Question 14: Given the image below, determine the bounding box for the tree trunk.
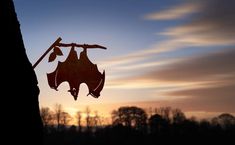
[2,0,43,144]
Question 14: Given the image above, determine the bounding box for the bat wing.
[78,50,105,98]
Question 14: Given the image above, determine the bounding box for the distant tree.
[76,111,82,132]
[189,116,197,122]
[40,107,53,127]
[60,111,72,127]
[155,107,172,122]
[145,107,153,118]
[85,106,91,130]
[87,111,101,130]
[149,114,168,134]
[172,108,186,124]
[112,106,147,130]
[211,117,219,126]
[111,110,119,124]
[94,110,100,128]
[54,104,63,130]
[200,119,211,132]
[101,117,110,125]
[212,113,235,129]
[99,116,107,126]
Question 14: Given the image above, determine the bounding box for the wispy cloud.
[102,0,235,73]
[111,48,235,87]
[107,48,235,112]
[144,2,200,20]
[99,39,186,69]
[160,0,235,46]
[97,0,235,113]
[148,49,235,82]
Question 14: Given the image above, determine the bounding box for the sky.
[14,0,235,121]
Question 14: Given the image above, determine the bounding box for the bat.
[47,47,105,100]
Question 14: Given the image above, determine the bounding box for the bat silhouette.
[47,47,105,100]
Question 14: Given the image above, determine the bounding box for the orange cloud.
[107,49,235,112]
[147,49,235,82]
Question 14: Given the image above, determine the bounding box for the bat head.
[68,88,79,100]
[89,91,100,98]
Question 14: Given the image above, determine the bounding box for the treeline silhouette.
[41,105,235,145]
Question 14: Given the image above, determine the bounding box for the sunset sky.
[14,0,235,122]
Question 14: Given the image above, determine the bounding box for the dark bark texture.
[1,0,43,144]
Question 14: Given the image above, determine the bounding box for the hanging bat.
[47,45,105,100]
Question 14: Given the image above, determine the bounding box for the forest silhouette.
[41,105,235,145]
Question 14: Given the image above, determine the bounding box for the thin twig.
[33,37,62,69]
[58,43,107,49]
